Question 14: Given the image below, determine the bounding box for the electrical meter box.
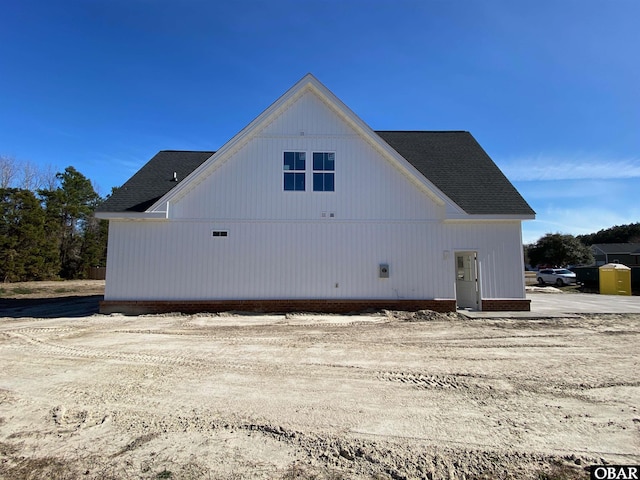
[379,264,389,278]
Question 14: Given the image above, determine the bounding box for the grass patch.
[10,287,37,295]
[537,461,585,480]
[0,456,79,480]
[280,463,346,480]
[0,280,104,299]
[0,445,212,480]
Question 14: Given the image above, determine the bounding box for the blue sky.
[1,0,638,244]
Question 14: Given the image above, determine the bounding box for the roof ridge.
[593,242,640,246]
[374,130,469,133]
[158,149,216,153]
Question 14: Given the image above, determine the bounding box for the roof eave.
[145,75,320,213]
[309,81,459,210]
[95,211,168,220]
[444,213,535,222]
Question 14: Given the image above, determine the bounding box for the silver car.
[537,268,577,287]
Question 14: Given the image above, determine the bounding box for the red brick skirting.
[481,299,531,311]
[100,299,458,315]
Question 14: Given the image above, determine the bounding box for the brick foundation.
[481,299,531,311]
[100,299,458,315]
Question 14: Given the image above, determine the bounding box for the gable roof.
[143,74,459,214]
[376,131,534,216]
[97,74,533,218]
[97,133,533,216]
[97,150,214,213]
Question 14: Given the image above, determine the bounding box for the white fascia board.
[147,73,464,215]
[146,74,317,213]
[306,79,462,212]
[95,211,168,220]
[444,214,535,222]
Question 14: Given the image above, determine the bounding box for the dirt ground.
[0,282,638,479]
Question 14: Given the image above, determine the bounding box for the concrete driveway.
[461,292,640,318]
[528,292,640,314]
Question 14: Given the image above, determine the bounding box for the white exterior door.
[455,252,479,310]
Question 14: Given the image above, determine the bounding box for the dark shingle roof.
[97,151,214,212]
[376,131,534,215]
[98,132,534,216]
[592,243,640,255]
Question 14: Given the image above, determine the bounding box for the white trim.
[107,218,447,225]
[518,225,526,296]
[146,74,464,216]
[282,150,307,192]
[95,211,167,220]
[305,77,460,211]
[444,214,534,222]
[96,213,533,223]
[311,151,335,192]
[147,76,315,213]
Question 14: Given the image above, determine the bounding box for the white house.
[96,74,535,314]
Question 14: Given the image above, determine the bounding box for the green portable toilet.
[599,263,631,296]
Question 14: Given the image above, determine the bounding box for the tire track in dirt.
[2,330,240,370]
[9,322,633,405]
[3,327,334,379]
[376,371,472,390]
[5,326,513,400]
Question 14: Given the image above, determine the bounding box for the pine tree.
[39,167,101,279]
[0,188,57,281]
[78,215,109,278]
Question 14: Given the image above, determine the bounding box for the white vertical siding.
[105,88,527,304]
[170,90,442,222]
[105,220,525,301]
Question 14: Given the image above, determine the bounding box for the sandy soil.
[0,286,638,479]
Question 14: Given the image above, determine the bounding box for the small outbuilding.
[96,74,535,314]
[599,263,632,296]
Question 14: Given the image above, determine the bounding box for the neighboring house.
[96,74,535,314]
[591,243,640,266]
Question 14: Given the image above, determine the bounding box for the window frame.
[283,151,306,191]
[312,151,335,192]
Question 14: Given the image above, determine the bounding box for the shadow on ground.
[0,295,102,319]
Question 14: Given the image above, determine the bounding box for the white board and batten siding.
[169,91,442,222]
[105,220,524,301]
[104,89,526,302]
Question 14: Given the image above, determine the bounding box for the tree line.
[525,222,640,268]
[577,223,640,245]
[1,155,107,282]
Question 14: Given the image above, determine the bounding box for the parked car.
[537,268,577,287]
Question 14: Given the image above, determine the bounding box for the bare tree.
[20,161,40,190]
[91,179,103,199]
[39,163,60,191]
[0,155,18,188]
